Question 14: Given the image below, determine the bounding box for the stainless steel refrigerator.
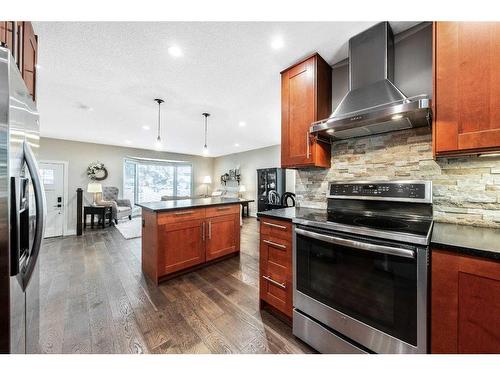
[0,46,46,353]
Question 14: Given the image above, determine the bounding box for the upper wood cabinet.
[21,21,38,100]
[0,21,37,101]
[431,249,500,353]
[434,22,500,156]
[281,53,332,168]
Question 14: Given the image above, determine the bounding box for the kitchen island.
[137,197,250,285]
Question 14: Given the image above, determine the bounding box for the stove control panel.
[328,181,431,202]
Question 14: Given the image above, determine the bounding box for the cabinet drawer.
[206,204,240,218]
[157,208,205,224]
[260,237,290,269]
[260,218,292,241]
[260,264,292,317]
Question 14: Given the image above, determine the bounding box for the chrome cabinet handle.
[208,220,212,240]
[262,275,286,289]
[263,221,287,230]
[174,210,194,216]
[202,222,205,241]
[306,132,310,159]
[295,228,415,259]
[263,239,286,249]
[216,207,231,211]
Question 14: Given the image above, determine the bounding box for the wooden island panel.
[141,204,241,285]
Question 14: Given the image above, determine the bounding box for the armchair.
[99,186,133,224]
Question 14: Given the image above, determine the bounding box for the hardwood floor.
[39,217,314,354]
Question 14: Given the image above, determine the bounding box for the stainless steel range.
[292,180,432,354]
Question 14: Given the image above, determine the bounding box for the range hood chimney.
[310,22,431,140]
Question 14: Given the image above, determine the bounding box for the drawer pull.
[263,275,286,289]
[174,210,195,216]
[216,206,231,211]
[263,239,286,249]
[263,221,287,230]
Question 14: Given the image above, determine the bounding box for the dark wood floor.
[39,217,313,354]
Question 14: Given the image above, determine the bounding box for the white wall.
[39,137,214,234]
[213,145,295,216]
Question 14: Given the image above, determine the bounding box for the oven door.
[293,225,428,354]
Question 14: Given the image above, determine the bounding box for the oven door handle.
[295,228,415,259]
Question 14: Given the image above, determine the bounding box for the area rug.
[115,217,142,239]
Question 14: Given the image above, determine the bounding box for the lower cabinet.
[259,217,293,320]
[142,204,241,284]
[206,214,240,261]
[431,249,500,353]
[159,219,205,275]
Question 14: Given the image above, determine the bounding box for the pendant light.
[202,112,210,156]
[154,98,164,149]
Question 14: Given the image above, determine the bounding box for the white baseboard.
[64,229,77,236]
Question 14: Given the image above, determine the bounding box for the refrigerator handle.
[9,177,20,276]
[22,141,46,290]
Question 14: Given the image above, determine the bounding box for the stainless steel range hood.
[310,22,431,140]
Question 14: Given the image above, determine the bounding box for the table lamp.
[87,182,102,206]
[239,184,246,198]
[202,175,212,197]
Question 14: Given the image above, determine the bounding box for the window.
[123,158,193,205]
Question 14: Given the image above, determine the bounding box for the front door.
[39,162,64,238]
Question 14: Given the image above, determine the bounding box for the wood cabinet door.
[435,22,500,155]
[1,22,16,58]
[431,250,500,353]
[281,54,332,168]
[21,21,37,100]
[281,57,316,167]
[158,219,205,276]
[205,214,239,261]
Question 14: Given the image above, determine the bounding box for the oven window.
[296,231,418,345]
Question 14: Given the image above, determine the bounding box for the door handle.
[208,220,212,240]
[262,275,286,289]
[22,141,47,290]
[262,221,287,230]
[262,239,287,249]
[10,177,20,276]
[295,227,415,259]
[202,222,205,241]
[306,131,310,159]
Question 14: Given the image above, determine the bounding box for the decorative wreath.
[87,161,108,181]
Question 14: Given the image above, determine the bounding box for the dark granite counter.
[256,207,297,222]
[256,207,328,222]
[137,197,252,213]
[257,208,500,261]
[430,222,500,261]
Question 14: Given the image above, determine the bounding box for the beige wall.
[39,137,214,234]
[213,145,295,215]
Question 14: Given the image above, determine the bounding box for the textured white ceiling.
[34,21,418,157]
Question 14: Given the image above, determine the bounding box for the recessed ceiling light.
[142,125,150,130]
[234,143,240,147]
[168,45,183,57]
[238,121,246,127]
[271,36,284,50]
[125,140,132,145]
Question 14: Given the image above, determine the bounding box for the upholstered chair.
[99,186,133,224]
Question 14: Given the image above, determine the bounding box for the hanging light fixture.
[154,98,164,149]
[202,112,210,156]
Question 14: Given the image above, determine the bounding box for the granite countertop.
[137,197,252,212]
[257,207,500,261]
[430,222,500,260]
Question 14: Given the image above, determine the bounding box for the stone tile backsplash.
[295,127,500,228]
